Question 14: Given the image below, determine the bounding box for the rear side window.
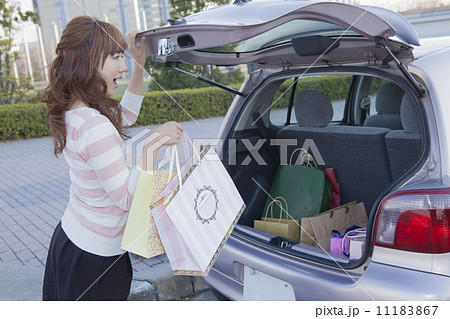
[269,74,352,124]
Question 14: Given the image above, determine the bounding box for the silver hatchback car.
[140,0,450,300]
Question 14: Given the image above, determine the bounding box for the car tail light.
[374,188,450,254]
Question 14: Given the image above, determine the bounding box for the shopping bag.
[330,225,362,257]
[121,169,175,258]
[254,197,299,241]
[263,148,332,224]
[152,138,246,276]
[300,201,367,251]
[121,132,177,258]
[348,228,367,259]
[330,226,367,258]
[322,168,340,209]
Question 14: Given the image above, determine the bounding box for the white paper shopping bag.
[152,140,246,276]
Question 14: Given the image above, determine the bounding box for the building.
[32,0,170,63]
[403,7,450,38]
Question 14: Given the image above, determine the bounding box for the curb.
[0,262,44,301]
[128,262,213,301]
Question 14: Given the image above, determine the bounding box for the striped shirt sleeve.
[79,115,139,212]
[121,89,144,127]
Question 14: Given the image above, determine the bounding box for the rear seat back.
[277,90,392,210]
[385,94,423,179]
[364,82,404,130]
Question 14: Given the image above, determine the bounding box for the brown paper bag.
[300,201,367,251]
[254,197,299,241]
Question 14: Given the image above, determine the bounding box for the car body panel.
[204,231,450,300]
[372,245,450,277]
[138,0,419,66]
[363,5,420,45]
[168,39,412,69]
[408,46,450,186]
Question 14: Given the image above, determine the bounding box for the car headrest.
[376,82,405,115]
[295,90,333,127]
[400,94,421,133]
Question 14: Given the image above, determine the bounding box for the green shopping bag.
[263,148,332,225]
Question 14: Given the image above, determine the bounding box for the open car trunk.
[220,67,425,265]
[139,0,427,269]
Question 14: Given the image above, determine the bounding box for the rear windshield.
[200,19,361,54]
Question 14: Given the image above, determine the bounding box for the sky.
[14,0,35,44]
[17,0,32,11]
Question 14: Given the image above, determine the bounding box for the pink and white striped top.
[61,90,144,256]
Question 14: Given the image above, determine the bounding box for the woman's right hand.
[126,31,147,67]
[137,122,183,171]
[154,121,184,146]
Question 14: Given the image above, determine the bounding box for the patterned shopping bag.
[121,170,174,258]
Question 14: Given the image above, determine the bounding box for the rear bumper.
[204,233,450,301]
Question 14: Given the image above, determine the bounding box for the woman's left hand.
[126,31,147,66]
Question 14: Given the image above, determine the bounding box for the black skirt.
[42,222,133,301]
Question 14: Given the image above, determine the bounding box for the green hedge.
[1,75,378,141]
[272,75,353,109]
[129,87,235,127]
[0,87,235,141]
[0,103,49,140]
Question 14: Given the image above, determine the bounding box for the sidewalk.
[0,116,226,301]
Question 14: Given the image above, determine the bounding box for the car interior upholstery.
[277,89,393,210]
[230,76,424,245]
[385,94,423,180]
[363,82,405,130]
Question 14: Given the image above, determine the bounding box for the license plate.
[243,265,296,300]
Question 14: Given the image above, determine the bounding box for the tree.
[0,0,38,105]
[146,0,245,92]
[169,0,229,20]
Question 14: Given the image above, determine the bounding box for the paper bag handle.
[342,227,366,257]
[329,206,349,219]
[289,148,318,168]
[156,146,171,170]
[168,145,183,189]
[181,130,200,162]
[264,196,289,222]
[158,130,198,171]
[168,131,201,188]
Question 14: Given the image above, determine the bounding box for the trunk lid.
[138,0,420,68]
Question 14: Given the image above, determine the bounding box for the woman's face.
[99,52,127,97]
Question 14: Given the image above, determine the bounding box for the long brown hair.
[42,16,129,156]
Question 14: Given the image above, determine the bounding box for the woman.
[42,16,183,300]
